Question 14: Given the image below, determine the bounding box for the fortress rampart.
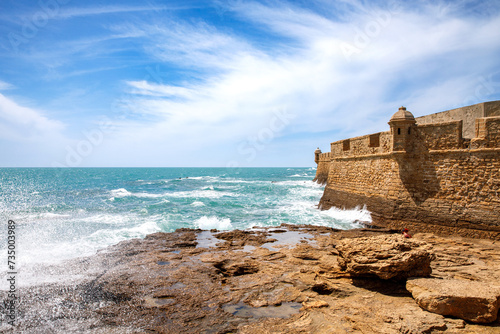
[314,101,500,239]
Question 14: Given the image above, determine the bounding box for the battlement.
[415,100,500,139]
[315,101,500,162]
[314,101,500,239]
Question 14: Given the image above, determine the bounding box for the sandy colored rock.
[407,278,500,323]
[336,234,434,279]
[2,226,500,333]
[301,300,329,310]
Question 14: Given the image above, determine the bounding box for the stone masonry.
[314,101,500,239]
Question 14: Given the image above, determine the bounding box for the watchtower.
[388,106,416,152]
[314,147,322,164]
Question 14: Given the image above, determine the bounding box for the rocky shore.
[1,225,500,333]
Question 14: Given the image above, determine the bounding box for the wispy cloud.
[0,93,65,141]
[92,0,500,166]
[1,0,499,166]
[14,4,192,21]
[0,80,14,90]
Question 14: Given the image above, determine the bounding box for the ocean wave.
[109,188,167,199]
[82,213,138,226]
[4,219,163,277]
[89,220,161,243]
[218,178,266,184]
[191,201,205,207]
[135,179,170,185]
[195,216,232,230]
[178,176,220,181]
[287,186,324,198]
[322,205,372,224]
[110,188,132,197]
[273,180,323,188]
[165,189,240,199]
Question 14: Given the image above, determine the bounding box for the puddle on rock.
[223,302,302,319]
[144,296,176,307]
[235,245,256,253]
[196,231,221,248]
[169,282,186,289]
[262,230,317,251]
[157,261,170,265]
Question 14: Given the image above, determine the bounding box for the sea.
[0,167,371,288]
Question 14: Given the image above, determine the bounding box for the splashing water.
[0,167,371,287]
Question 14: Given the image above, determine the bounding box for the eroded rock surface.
[1,226,500,333]
[407,278,500,323]
[336,234,434,279]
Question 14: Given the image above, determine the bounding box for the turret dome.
[314,147,322,154]
[390,106,415,122]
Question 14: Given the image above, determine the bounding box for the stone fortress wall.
[314,101,500,239]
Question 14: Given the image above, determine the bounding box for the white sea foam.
[149,199,170,206]
[41,212,71,218]
[135,193,165,198]
[166,189,239,199]
[110,188,133,197]
[272,180,321,187]
[219,178,265,184]
[179,176,220,181]
[0,219,162,289]
[322,205,372,225]
[83,213,133,226]
[195,216,232,230]
[110,188,166,199]
[87,220,161,247]
[191,201,205,207]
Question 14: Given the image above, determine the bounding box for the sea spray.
[0,167,371,288]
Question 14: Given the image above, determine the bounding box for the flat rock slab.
[336,234,433,279]
[407,278,500,323]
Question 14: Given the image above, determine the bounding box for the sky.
[0,0,499,167]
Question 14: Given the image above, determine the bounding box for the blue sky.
[0,0,499,167]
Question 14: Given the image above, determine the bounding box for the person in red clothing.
[402,228,412,238]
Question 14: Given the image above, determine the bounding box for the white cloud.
[0,93,65,142]
[94,1,500,166]
[0,80,14,90]
[2,1,500,167]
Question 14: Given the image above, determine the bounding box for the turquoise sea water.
[0,167,370,284]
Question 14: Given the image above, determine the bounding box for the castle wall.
[330,132,392,157]
[313,153,331,185]
[413,120,463,150]
[415,101,500,139]
[484,116,500,146]
[319,148,500,238]
[315,103,500,239]
[484,101,500,117]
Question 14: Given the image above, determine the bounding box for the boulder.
[336,234,433,279]
[406,278,500,323]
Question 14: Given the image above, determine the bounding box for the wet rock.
[406,278,500,323]
[336,234,434,279]
[5,227,500,333]
[215,229,276,248]
[213,259,259,277]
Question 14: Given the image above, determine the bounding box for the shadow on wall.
[395,132,440,206]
